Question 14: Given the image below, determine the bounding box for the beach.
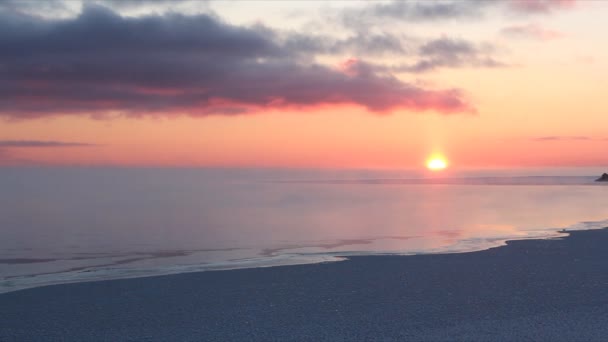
[2,0,608,340]
[2,228,608,341]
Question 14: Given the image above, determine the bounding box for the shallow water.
[1,167,607,293]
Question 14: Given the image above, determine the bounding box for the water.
[1,167,607,293]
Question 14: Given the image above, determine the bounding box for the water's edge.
[2,219,607,296]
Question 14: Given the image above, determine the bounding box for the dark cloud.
[0,139,94,165]
[0,139,94,166]
[281,31,407,57]
[93,0,204,10]
[0,5,475,119]
[0,0,205,17]
[392,38,506,73]
[338,0,577,28]
[336,1,486,33]
[369,1,484,20]
[0,0,78,19]
[500,24,563,40]
[533,136,591,141]
[341,1,485,27]
[330,33,407,56]
[0,140,96,147]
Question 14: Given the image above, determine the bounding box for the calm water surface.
[1,167,607,293]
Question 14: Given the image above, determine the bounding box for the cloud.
[392,37,506,73]
[0,140,96,147]
[532,136,591,141]
[0,0,210,19]
[340,1,486,27]
[329,33,407,56]
[0,139,95,165]
[1,0,579,23]
[508,0,576,14]
[0,5,475,119]
[281,31,408,57]
[0,0,75,18]
[336,1,488,31]
[366,1,484,20]
[338,0,576,28]
[501,24,564,40]
[94,0,206,11]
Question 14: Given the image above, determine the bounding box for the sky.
[0,0,606,169]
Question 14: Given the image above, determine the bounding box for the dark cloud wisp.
[0,140,96,147]
[500,24,563,40]
[0,5,475,119]
[393,38,506,73]
[337,0,577,29]
[508,0,576,14]
[340,0,486,27]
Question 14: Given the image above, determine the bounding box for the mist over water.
[1,167,607,293]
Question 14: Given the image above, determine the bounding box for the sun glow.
[426,156,448,171]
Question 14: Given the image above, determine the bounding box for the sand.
[2,228,608,341]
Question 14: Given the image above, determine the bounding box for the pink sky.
[0,0,606,169]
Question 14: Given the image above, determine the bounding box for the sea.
[1,167,607,293]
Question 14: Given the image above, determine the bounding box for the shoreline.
[3,227,608,341]
[0,224,595,296]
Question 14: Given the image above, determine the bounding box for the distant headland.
[596,173,608,182]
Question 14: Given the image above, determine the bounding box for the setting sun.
[426,156,448,171]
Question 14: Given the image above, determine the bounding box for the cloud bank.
[0,5,476,119]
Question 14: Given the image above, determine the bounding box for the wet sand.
[2,228,608,341]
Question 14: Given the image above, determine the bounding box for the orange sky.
[1,0,607,169]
